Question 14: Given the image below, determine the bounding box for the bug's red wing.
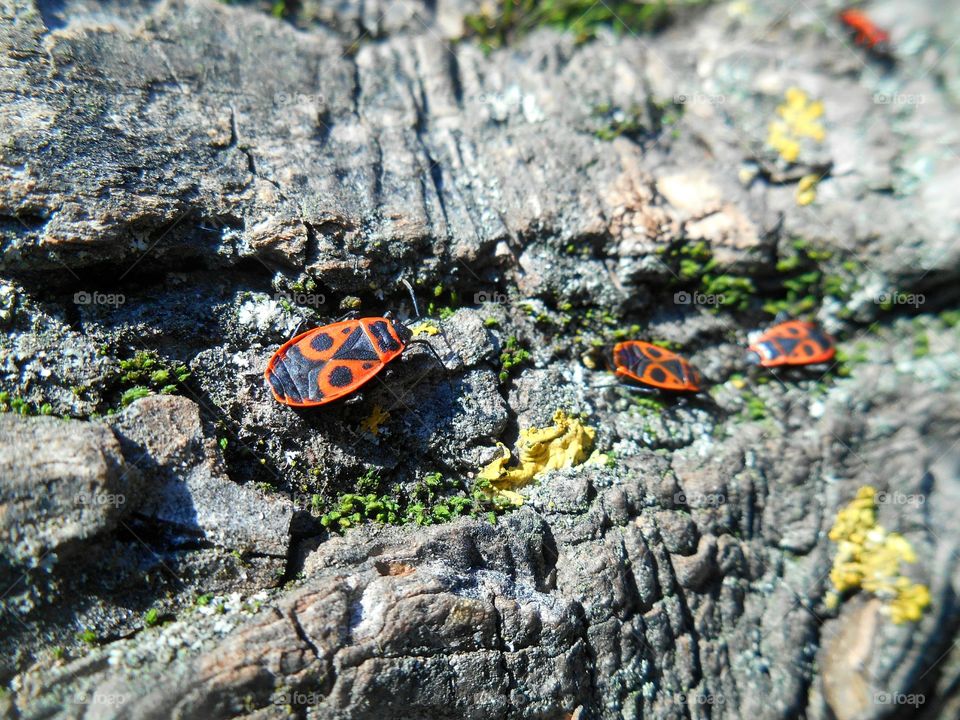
[613,341,701,392]
[265,319,399,407]
[749,321,835,367]
[839,9,889,48]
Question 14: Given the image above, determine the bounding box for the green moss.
[913,330,930,358]
[464,0,692,50]
[499,335,532,382]
[355,468,381,493]
[109,350,191,411]
[940,309,960,328]
[317,470,508,533]
[77,629,98,646]
[701,274,756,311]
[483,317,499,328]
[592,104,651,142]
[741,391,767,421]
[0,391,57,416]
[426,286,459,320]
[633,395,666,413]
[120,386,152,407]
[143,609,160,627]
[762,240,857,317]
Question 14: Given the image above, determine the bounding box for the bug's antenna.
[401,279,420,320]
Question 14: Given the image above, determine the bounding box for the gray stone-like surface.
[0,414,132,567]
[1,0,959,718]
[111,395,293,557]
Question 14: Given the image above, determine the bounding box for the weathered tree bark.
[1,0,959,718]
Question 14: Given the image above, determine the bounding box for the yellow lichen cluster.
[767,87,825,164]
[411,322,440,337]
[360,404,391,436]
[796,173,820,206]
[827,486,931,624]
[477,410,603,505]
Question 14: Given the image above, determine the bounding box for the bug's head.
[385,311,414,346]
[744,344,767,365]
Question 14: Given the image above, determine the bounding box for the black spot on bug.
[802,343,815,356]
[328,365,354,388]
[661,360,685,381]
[369,321,401,353]
[649,367,668,384]
[646,346,663,359]
[362,362,374,370]
[311,332,334,352]
[807,327,831,349]
[342,327,352,334]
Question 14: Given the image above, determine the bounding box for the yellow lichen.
[796,173,820,206]
[477,410,597,504]
[827,486,931,624]
[767,87,825,164]
[360,404,390,436]
[412,322,440,337]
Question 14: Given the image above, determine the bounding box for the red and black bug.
[265,282,448,407]
[265,315,413,407]
[747,319,835,368]
[612,341,702,392]
[839,8,890,51]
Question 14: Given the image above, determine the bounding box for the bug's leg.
[625,385,659,396]
[286,320,308,342]
[325,309,360,324]
[405,339,456,371]
[344,392,364,406]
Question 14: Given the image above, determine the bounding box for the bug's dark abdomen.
[615,344,646,371]
[268,346,325,403]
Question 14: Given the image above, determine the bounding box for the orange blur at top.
[839,8,890,49]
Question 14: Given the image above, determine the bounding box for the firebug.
[612,341,703,392]
[747,319,835,368]
[839,8,890,51]
[265,283,447,407]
